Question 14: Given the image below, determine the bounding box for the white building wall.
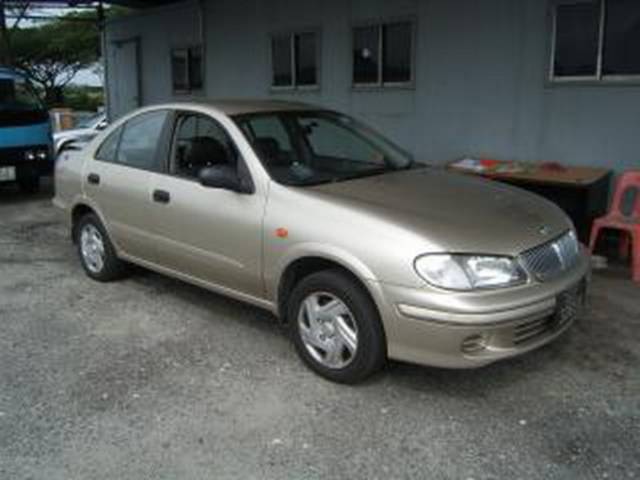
[105,0,640,172]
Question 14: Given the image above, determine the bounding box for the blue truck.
[0,66,53,193]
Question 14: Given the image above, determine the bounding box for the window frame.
[165,110,254,190]
[549,0,640,84]
[232,110,414,187]
[269,29,321,92]
[171,45,205,95]
[94,125,124,164]
[351,18,417,90]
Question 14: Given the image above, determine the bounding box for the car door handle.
[153,189,171,204]
[87,173,100,185]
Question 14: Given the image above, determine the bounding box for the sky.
[71,68,103,87]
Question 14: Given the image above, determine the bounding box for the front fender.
[267,241,379,304]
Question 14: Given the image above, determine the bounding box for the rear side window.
[117,110,169,170]
[95,126,122,162]
[94,111,169,170]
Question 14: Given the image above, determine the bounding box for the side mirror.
[199,165,253,193]
[96,120,108,131]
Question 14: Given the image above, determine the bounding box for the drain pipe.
[197,0,205,46]
[97,1,110,120]
[197,0,206,95]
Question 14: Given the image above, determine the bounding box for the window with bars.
[352,21,414,87]
[551,0,640,81]
[171,46,204,93]
[271,31,318,89]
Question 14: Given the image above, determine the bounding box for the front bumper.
[0,146,53,178]
[369,250,590,368]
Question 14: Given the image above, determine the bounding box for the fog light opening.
[461,334,488,354]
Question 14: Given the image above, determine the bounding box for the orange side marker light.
[275,228,289,239]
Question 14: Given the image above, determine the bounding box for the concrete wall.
[105,0,640,171]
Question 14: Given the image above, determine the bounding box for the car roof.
[208,99,320,115]
[151,99,321,116]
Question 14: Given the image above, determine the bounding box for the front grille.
[513,316,555,345]
[514,279,584,345]
[513,305,575,345]
[519,231,580,281]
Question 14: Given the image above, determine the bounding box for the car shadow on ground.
[126,264,585,393]
[131,266,282,336]
[0,177,54,205]
[136,263,638,402]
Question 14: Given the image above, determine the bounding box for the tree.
[10,11,100,105]
[1,1,35,64]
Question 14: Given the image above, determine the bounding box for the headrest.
[253,137,280,157]
[189,136,228,165]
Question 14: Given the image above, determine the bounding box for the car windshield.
[234,110,414,186]
[0,76,43,112]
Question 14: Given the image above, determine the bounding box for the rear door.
[149,111,265,298]
[84,109,171,261]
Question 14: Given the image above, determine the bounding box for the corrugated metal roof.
[104,0,184,7]
[13,0,183,8]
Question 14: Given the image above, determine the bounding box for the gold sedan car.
[54,100,589,383]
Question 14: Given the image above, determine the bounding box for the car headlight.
[414,254,527,291]
[24,149,48,161]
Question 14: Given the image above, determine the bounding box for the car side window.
[240,115,300,168]
[171,113,238,179]
[117,110,169,170]
[94,126,122,162]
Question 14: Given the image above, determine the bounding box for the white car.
[53,113,108,157]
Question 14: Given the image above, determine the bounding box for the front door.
[150,112,265,298]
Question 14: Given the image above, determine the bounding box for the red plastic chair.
[588,170,640,282]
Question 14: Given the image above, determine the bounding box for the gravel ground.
[0,181,638,480]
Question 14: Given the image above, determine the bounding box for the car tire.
[17,174,40,194]
[75,213,127,282]
[287,269,386,384]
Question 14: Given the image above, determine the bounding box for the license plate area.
[0,166,16,182]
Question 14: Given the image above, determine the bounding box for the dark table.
[449,162,612,243]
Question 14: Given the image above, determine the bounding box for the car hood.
[310,167,572,256]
